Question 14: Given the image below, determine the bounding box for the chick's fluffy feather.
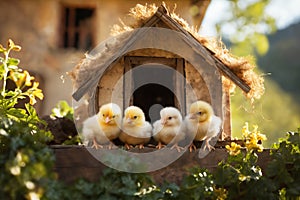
[119,106,152,148]
[82,103,121,148]
[153,107,185,148]
[185,101,222,151]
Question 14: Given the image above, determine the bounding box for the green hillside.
[230,22,300,147]
[258,21,300,103]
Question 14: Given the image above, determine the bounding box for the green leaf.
[0,44,6,52]
[7,57,20,66]
[51,100,74,120]
[254,33,269,55]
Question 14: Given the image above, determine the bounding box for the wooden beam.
[175,58,186,115]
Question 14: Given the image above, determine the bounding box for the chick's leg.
[156,141,165,149]
[203,139,215,151]
[189,142,197,152]
[124,143,133,150]
[91,138,103,149]
[107,141,117,150]
[137,144,145,149]
[170,143,185,152]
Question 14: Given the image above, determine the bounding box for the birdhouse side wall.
[185,61,211,110]
[97,60,124,111]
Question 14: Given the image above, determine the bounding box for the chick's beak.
[161,118,167,125]
[126,118,132,124]
[189,114,197,120]
[105,117,111,124]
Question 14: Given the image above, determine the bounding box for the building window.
[61,6,95,50]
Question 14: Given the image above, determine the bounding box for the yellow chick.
[119,106,152,149]
[185,100,222,152]
[153,107,185,152]
[82,103,122,149]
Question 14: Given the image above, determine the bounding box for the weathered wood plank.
[51,144,271,184]
[123,57,133,108]
[222,87,232,139]
[175,58,186,115]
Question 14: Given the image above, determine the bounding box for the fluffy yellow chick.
[82,103,122,149]
[185,100,222,152]
[119,106,152,149]
[153,107,185,152]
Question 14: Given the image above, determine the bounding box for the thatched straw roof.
[70,3,264,102]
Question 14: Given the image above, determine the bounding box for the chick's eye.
[112,115,115,118]
[102,114,105,117]
[197,112,202,115]
[133,116,138,119]
[168,117,172,120]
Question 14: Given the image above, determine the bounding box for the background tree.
[213,0,300,146]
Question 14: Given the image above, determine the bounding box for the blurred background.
[0,0,299,146]
[200,0,300,146]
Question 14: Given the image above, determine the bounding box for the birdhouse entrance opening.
[132,64,175,123]
[124,56,186,122]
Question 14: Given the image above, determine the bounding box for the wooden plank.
[123,57,133,109]
[222,87,232,139]
[175,58,186,115]
[126,56,177,66]
[215,61,251,93]
[51,145,271,184]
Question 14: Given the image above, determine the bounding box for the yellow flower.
[226,142,242,156]
[27,82,44,105]
[242,122,250,138]
[24,71,34,86]
[8,39,21,51]
[245,132,266,152]
[10,70,34,88]
[241,123,267,152]
[257,133,267,141]
[214,186,228,200]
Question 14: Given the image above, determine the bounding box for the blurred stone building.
[0,0,210,115]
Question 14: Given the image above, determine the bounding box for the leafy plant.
[267,131,300,198]
[50,100,74,121]
[0,39,55,199]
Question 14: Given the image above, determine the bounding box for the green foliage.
[43,131,299,200]
[258,22,300,104]
[231,78,300,147]
[215,0,300,147]
[51,100,74,121]
[267,132,300,198]
[215,0,276,57]
[178,168,217,200]
[43,168,156,200]
[0,117,55,199]
[215,150,276,199]
[0,39,56,199]
[0,39,44,116]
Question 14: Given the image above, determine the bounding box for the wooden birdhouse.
[70,4,264,140]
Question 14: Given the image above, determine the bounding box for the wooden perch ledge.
[51,143,271,184]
